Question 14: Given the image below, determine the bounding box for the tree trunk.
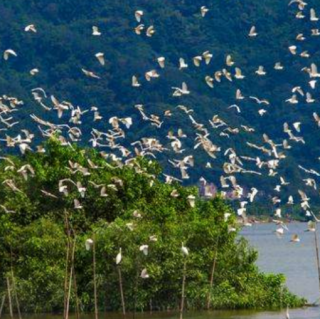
[66,238,76,319]
[117,266,126,315]
[206,239,219,310]
[179,260,187,319]
[64,213,71,319]
[93,234,98,319]
[0,295,6,318]
[6,277,13,319]
[314,225,320,299]
[73,265,81,319]
[10,270,21,319]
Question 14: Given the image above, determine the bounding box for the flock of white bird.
[1,1,320,258]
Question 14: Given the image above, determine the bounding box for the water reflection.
[6,308,320,319]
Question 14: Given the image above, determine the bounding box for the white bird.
[300,51,310,58]
[249,96,270,105]
[228,104,241,113]
[0,205,16,214]
[200,6,209,17]
[157,57,165,68]
[312,29,320,36]
[296,11,305,19]
[25,24,37,33]
[275,227,284,236]
[146,26,155,37]
[236,89,244,100]
[280,177,289,185]
[275,208,282,218]
[310,8,319,21]
[85,238,94,251]
[286,94,298,104]
[116,248,122,265]
[4,49,17,60]
[149,235,158,242]
[135,24,145,35]
[248,188,258,202]
[132,76,141,87]
[274,62,284,70]
[92,26,101,36]
[296,33,305,41]
[193,56,202,67]
[74,199,83,209]
[187,195,196,208]
[309,80,317,89]
[139,245,149,256]
[248,26,257,37]
[30,68,39,76]
[286,305,290,319]
[258,109,267,116]
[179,58,188,70]
[306,92,315,103]
[135,10,144,22]
[205,76,214,88]
[313,112,320,127]
[226,55,234,66]
[235,68,245,79]
[255,66,266,76]
[202,51,213,64]
[81,69,100,79]
[306,221,316,232]
[288,45,297,55]
[293,122,301,132]
[140,268,149,279]
[290,234,300,242]
[95,53,105,66]
[181,243,189,256]
[287,196,294,205]
[310,63,320,78]
[172,82,190,95]
[145,70,160,81]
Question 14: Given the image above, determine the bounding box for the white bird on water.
[286,305,290,319]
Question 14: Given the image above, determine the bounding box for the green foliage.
[0,140,305,313]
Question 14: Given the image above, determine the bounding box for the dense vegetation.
[0,139,305,313]
[0,0,320,208]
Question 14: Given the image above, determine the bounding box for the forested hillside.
[0,0,320,209]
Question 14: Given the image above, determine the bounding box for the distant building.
[198,177,249,200]
[198,177,217,198]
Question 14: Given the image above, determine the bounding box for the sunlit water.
[5,223,320,319]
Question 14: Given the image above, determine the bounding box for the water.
[5,223,320,319]
[10,308,320,319]
[241,222,320,303]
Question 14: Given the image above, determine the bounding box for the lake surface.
[241,222,320,304]
[5,223,320,319]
